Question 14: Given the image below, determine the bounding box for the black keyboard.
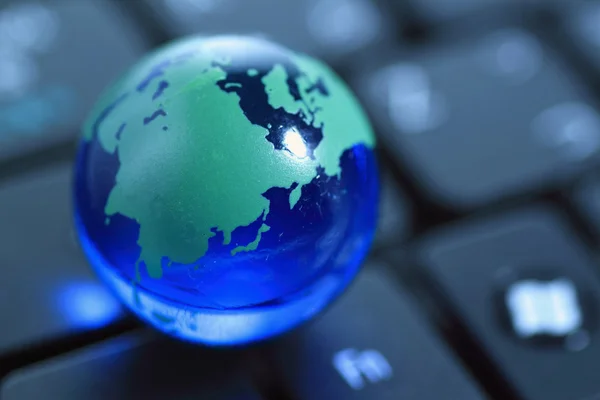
[2,0,600,399]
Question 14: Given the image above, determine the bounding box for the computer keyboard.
[1,0,600,399]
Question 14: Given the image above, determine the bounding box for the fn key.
[272,270,485,400]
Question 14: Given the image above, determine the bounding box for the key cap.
[271,269,486,400]
[0,164,124,355]
[353,27,600,209]
[142,0,395,66]
[0,331,263,399]
[418,206,600,400]
[0,0,148,162]
[563,1,600,75]
[374,173,411,248]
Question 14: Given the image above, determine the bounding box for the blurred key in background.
[271,270,486,400]
[417,207,600,400]
[0,0,147,162]
[0,164,124,357]
[353,26,600,209]
[0,331,262,400]
[141,0,397,68]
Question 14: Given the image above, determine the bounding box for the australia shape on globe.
[83,36,375,282]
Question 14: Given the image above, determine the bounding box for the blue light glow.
[101,259,340,345]
[57,280,122,329]
[73,142,379,345]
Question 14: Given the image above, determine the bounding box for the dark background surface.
[2,0,600,399]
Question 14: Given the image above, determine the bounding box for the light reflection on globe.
[73,35,378,345]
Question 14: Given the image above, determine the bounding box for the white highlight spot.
[283,127,309,159]
[505,279,583,338]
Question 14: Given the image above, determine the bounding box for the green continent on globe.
[83,36,375,280]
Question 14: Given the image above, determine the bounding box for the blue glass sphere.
[73,35,379,345]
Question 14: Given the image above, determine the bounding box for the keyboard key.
[0,331,262,399]
[0,0,148,161]
[374,173,411,248]
[0,164,124,355]
[354,27,600,209]
[271,270,486,400]
[418,207,600,400]
[143,0,395,65]
[563,1,600,74]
